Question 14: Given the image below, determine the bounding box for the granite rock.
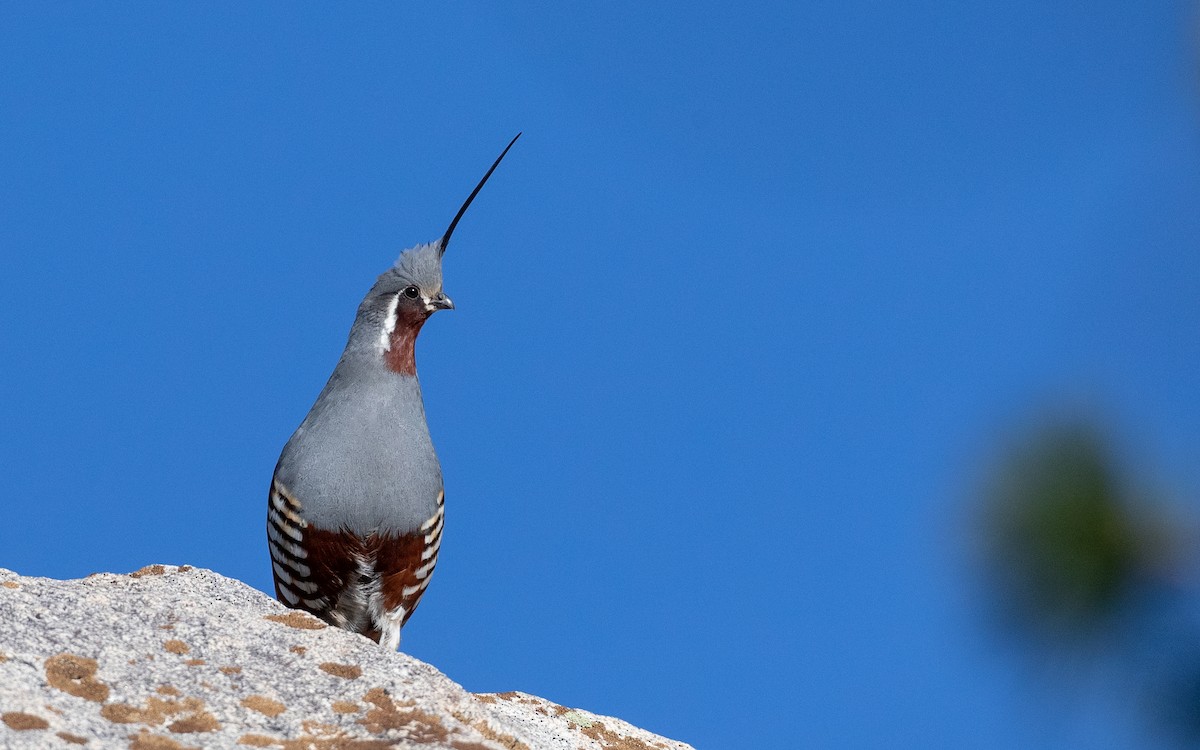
[0,565,692,750]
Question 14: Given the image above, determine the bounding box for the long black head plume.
[440,132,521,256]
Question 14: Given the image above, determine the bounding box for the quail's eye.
[402,286,420,300]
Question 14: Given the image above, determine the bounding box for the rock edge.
[0,565,693,750]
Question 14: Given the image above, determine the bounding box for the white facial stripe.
[380,293,400,351]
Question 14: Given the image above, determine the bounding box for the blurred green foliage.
[982,424,1154,640]
[978,419,1198,743]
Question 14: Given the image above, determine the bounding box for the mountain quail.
[267,134,519,650]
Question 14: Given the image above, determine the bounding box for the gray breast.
[275,366,443,536]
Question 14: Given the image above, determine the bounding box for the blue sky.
[2,3,1199,748]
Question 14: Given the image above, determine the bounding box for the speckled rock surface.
[0,566,693,750]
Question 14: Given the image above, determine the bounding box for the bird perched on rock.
[267,135,519,649]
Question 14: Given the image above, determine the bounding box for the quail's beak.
[425,293,454,312]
